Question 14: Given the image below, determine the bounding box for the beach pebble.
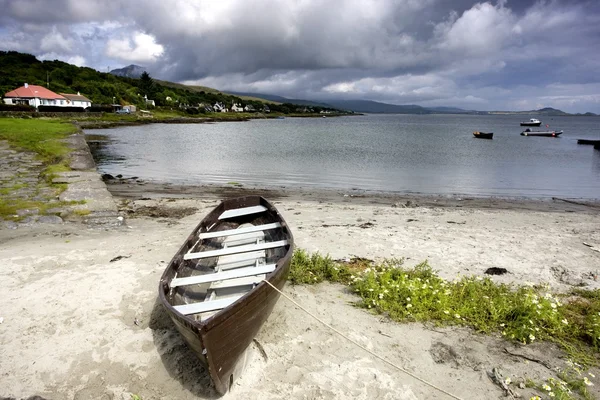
[284,365,303,383]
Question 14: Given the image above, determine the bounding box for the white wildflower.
[542,384,552,391]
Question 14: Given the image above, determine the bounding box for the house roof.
[4,85,65,100]
[60,93,91,102]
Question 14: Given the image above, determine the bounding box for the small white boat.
[520,118,542,127]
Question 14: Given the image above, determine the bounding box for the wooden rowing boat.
[159,196,294,395]
[473,131,493,139]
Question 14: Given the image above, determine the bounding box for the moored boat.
[473,131,493,139]
[159,196,294,395]
[521,128,563,137]
[520,118,542,126]
[577,139,600,145]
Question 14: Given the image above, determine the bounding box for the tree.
[139,71,155,98]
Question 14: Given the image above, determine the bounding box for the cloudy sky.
[1,0,599,113]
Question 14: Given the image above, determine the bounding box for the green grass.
[290,250,600,361]
[0,118,77,164]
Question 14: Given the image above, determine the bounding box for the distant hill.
[225,91,332,107]
[488,107,572,116]
[0,51,269,109]
[224,92,469,114]
[326,100,432,114]
[222,91,597,115]
[427,106,473,114]
[109,64,146,78]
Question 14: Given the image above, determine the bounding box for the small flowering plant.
[527,360,596,400]
[289,250,600,362]
[349,261,573,344]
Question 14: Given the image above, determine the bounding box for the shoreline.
[106,179,600,214]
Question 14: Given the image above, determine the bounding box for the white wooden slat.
[199,222,281,240]
[217,250,265,271]
[170,264,276,287]
[218,205,267,220]
[173,294,244,315]
[209,275,266,289]
[184,240,288,260]
[221,230,264,248]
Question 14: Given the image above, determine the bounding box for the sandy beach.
[1,184,600,399]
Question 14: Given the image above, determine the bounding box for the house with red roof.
[3,84,66,109]
[3,84,92,109]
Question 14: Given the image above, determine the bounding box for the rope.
[262,279,464,400]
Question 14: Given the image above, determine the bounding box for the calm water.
[86,114,600,199]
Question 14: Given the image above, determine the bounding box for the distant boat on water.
[520,118,542,126]
[577,139,600,145]
[473,131,493,139]
[521,128,563,137]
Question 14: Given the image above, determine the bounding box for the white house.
[231,103,244,112]
[144,95,155,107]
[3,84,94,109]
[213,102,228,112]
[60,92,92,108]
[3,84,67,109]
[244,104,255,112]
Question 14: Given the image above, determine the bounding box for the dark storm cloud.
[0,0,599,112]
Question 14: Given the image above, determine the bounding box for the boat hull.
[473,131,493,139]
[521,130,563,137]
[159,196,294,395]
[577,139,600,145]
[520,122,542,126]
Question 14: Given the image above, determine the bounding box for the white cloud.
[66,55,86,66]
[40,28,75,53]
[105,32,164,63]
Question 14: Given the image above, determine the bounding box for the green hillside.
[0,51,268,110]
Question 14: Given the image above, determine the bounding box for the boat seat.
[221,230,265,248]
[184,240,288,260]
[209,275,266,289]
[174,294,244,315]
[218,205,267,220]
[171,264,276,287]
[199,222,281,239]
[216,250,266,271]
